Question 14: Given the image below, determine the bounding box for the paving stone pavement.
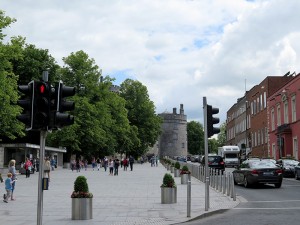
[0,162,241,225]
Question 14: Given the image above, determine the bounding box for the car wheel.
[295,171,299,180]
[275,182,282,188]
[243,176,250,188]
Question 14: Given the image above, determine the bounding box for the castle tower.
[158,104,187,158]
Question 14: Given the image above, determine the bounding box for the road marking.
[234,207,300,210]
[246,200,300,203]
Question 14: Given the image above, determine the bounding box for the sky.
[1,0,300,124]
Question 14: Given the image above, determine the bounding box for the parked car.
[201,155,225,172]
[233,159,283,188]
[276,159,299,177]
[294,162,300,180]
[190,155,200,162]
[176,156,187,162]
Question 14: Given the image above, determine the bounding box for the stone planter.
[72,198,93,220]
[167,165,171,170]
[170,166,174,173]
[161,187,177,204]
[181,173,189,184]
[174,169,180,177]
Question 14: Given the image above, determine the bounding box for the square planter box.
[174,169,180,177]
[72,198,93,220]
[181,174,190,184]
[161,187,177,204]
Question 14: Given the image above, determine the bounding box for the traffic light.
[17,81,34,130]
[32,81,51,130]
[54,81,75,128]
[207,104,220,138]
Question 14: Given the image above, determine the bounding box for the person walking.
[108,159,114,175]
[24,158,32,178]
[76,159,81,172]
[3,173,15,203]
[114,158,120,176]
[129,156,134,171]
[96,158,101,171]
[91,157,96,171]
[103,157,108,172]
[50,158,56,171]
[123,158,128,171]
[8,160,17,201]
[44,157,51,181]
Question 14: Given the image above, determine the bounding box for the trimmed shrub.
[161,173,176,188]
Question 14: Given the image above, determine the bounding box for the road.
[178,166,300,225]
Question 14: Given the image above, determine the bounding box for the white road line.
[246,200,300,203]
[233,207,300,210]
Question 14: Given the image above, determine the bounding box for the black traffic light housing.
[207,104,220,138]
[54,81,75,128]
[32,81,51,130]
[17,81,34,130]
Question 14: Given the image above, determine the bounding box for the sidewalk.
[0,162,241,225]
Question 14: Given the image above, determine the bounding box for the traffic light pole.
[203,97,209,211]
[37,131,47,225]
[37,71,48,225]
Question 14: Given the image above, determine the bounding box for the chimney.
[173,108,177,114]
[180,104,184,114]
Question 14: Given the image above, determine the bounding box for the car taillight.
[220,162,224,165]
[276,169,283,175]
[208,162,212,165]
[251,170,259,175]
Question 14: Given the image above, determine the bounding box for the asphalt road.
[178,177,300,225]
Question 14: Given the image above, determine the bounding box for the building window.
[291,95,296,122]
[258,130,261,145]
[251,102,253,115]
[264,92,267,108]
[272,143,276,159]
[277,105,281,127]
[271,108,275,131]
[284,100,289,124]
[265,127,268,144]
[257,97,260,112]
[182,142,185,148]
[293,137,298,160]
[260,94,263,111]
[254,100,257,114]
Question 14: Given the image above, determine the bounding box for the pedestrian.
[76,159,81,172]
[123,158,128,171]
[8,159,17,201]
[129,155,134,171]
[3,173,16,203]
[96,158,101,171]
[44,157,51,181]
[103,157,108,172]
[84,159,88,171]
[71,159,76,172]
[50,158,56,171]
[114,158,120,176]
[108,159,114,175]
[92,157,96,171]
[24,158,32,178]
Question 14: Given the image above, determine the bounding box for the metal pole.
[187,174,191,217]
[37,130,47,225]
[203,97,209,211]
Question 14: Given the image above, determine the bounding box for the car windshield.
[249,161,277,169]
[208,156,221,162]
[283,160,299,166]
[225,154,238,158]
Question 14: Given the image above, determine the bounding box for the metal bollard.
[218,172,222,192]
[222,173,226,194]
[215,171,219,190]
[187,174,191,217]
[227,173,231,196]
[231,174,236,201]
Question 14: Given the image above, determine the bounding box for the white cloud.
[1,0,300,123]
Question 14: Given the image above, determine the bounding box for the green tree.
[0,11,26,139]
[217,122,226,147]
[208,138,219,154]
[187,121,204,155]
[120,79,162,157]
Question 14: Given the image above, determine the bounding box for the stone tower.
[158,104,187,159]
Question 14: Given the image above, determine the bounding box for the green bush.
[180,165,191,174]
[171,162,175,167]
[71,176,93,198]
[175,162,180,169]
[161,173,176,188]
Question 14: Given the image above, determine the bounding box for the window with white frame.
[272,143,276,159]
[277,104,281,127]
[264,92,267,108]
[271,108,275,131]
[257,97,260,112]
[265,127,268,144]
[293,137,298,160]
[260,94,263,110]
[291,95,296,122]
[284,100,289,124]
[258,130,261,145]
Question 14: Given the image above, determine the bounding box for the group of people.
[1,156,53,204]
[70,156,135,175]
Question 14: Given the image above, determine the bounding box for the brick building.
[268,73,300,160]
